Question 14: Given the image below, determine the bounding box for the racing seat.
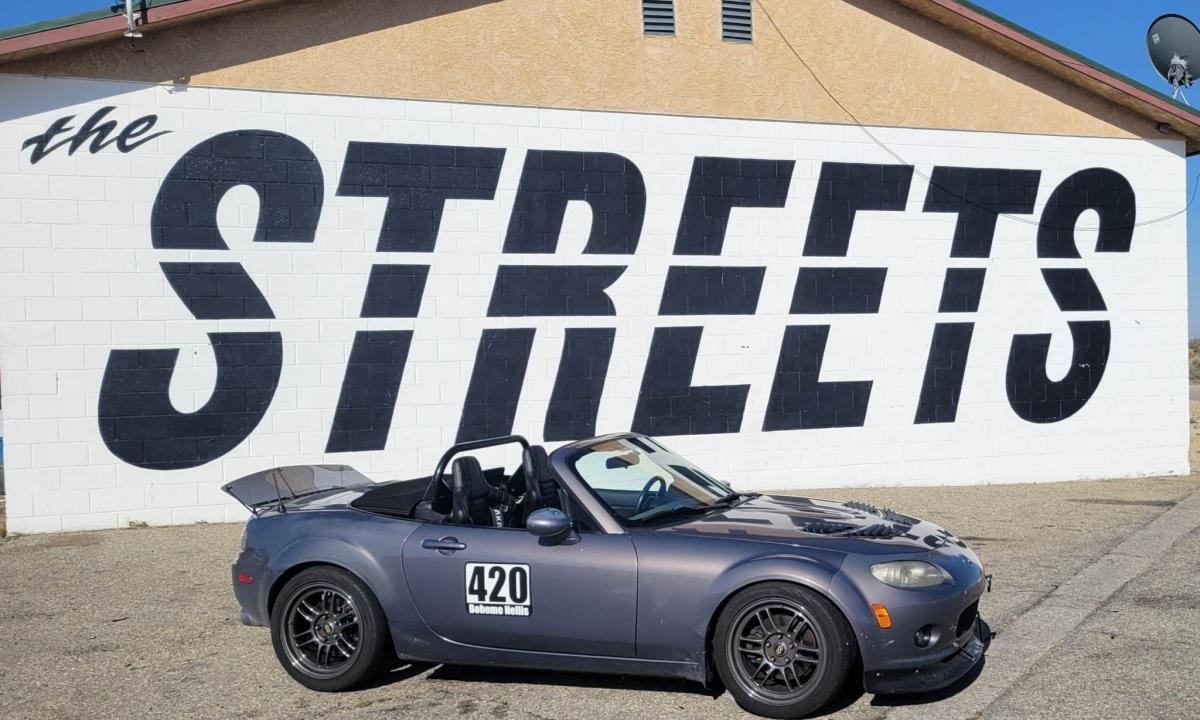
[522,445,561,512]
[449,456,514,527]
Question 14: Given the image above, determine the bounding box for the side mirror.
[527,508,571,538]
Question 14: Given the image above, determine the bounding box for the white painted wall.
[0,75,1189,534]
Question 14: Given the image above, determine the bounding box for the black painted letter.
[326,331,414,453]
[545,328,616,441]
[503,150,645,254]
[632,327,750,436]
[1006,167,1135,423]
[457,329,537,442]
[151,130,323,249]
[916,166,1040,424]
[803,162,912,257]
[98,333,282,469]
[338,142,505,252]
[763,325,872,431]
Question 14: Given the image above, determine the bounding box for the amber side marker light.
[870,604,892,629]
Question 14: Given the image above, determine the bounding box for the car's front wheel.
[714,582,857,719]
[270,566,393,691]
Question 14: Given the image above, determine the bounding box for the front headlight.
[870,560,949,588]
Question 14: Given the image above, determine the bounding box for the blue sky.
[2,1,1199,334]
[0,1,105,28]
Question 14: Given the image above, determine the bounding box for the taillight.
[237,573,254,585]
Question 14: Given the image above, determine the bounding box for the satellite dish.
[1147,14,1200,104]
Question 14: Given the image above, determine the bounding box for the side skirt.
[389,623,707,685]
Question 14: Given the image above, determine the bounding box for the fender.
[694,551,868,680]
[700,551,853,634]
[260,512,420,632]
[634,536,850,665]
[265,537,392,616]
[702,552,844,610]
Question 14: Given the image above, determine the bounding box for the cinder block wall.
[0,76,1189,533]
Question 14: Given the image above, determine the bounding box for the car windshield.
[568,436,740,526]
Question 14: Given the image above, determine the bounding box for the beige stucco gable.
[0,0,1169,142]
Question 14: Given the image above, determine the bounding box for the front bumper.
[864,617,990,694]
[828,524,991,690]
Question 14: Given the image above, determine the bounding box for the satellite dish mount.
[123,0,144,39]
[1148,14,1200,106]
[1166,54,1192,101]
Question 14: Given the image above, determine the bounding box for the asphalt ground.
[2,417,1200,719]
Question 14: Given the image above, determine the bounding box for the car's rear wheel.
[714,582,857,719]
[270,566,392,691]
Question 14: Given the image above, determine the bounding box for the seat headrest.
[451,455,512,525]
[523,445,559,510]
[452,456,491,499]
[522,445,549,482]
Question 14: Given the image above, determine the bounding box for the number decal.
[508,566,529,604]
[487,566,506,602]
[468,565,486,602]
[465,563,531,617]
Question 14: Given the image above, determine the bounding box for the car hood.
[657,494,961,552]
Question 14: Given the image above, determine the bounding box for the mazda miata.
[225,433,989,719]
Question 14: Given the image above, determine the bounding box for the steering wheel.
[633,476,668,515]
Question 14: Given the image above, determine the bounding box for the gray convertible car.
[226,433,990,719]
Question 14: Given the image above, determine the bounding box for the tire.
[713,582,857,719]
[270,566,393,691]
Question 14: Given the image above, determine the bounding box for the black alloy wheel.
[270,566,393,691]
[282,584,361,677]
[730,599,825,700]
[714,582,857,719]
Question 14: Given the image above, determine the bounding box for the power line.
[753,0,1197,232]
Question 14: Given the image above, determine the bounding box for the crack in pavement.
[880,486,1200,720]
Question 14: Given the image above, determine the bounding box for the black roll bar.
[423,435,531,501]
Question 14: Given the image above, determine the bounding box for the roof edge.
[0,0,265,63]
[955,0,1195,117]
[1,0,1198,153]
[895,0,1200,154]
[0,0,191,42]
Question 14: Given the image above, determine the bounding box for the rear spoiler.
[222,465,373,515]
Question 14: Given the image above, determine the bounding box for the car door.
[401,523,638,657]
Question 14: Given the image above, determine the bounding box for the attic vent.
[643,0,676,36]
[721,0,752,42]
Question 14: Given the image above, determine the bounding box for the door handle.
[422,537,467,554]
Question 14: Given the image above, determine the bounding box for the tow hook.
[985,574,993,592]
